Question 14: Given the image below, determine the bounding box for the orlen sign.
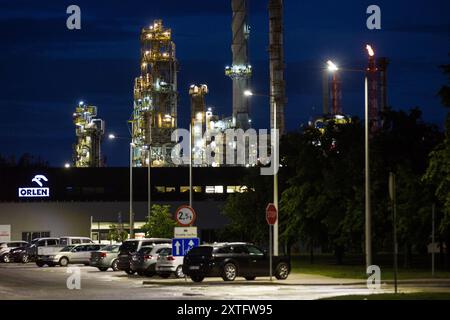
[18,175,50,198]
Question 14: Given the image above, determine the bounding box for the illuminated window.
[206,186,224,194]
[181,186,202,193]
[156,186,165,193]
[165,187,176,193]
[227,186,248,193]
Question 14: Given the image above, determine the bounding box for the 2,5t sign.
[175,205,196,227]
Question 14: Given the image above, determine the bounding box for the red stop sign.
[266,203,278,225]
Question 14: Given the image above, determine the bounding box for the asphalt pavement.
[0,263,448,300]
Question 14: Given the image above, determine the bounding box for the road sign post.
[266,204,278,281]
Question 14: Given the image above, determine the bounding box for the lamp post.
[143,145,151,223]
[325,47,373,268]
[244,90,279,256]
[365,44,375,268]
[129,141,135,239]
[108,133,136,239]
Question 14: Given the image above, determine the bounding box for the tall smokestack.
[366,45,379,133]
[331,72,342,115]
[377,57,389,112]
[226,0,252,130]
[322,70,330,114]
[269,0,286,135]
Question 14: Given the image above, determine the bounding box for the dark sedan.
[182,242,290,282]
[9,246,30,263]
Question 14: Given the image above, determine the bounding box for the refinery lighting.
[366,44,375,57]
[108,134,116,140]
[244,90,254,97]
[327,60,339,72]
[64,163,71,168]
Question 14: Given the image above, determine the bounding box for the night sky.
[0,0,449,166]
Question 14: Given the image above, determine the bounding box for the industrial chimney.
[226,0,252,130]
[377,57,389,112]
[269,0,286,135]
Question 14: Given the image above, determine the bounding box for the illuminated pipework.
[73,101,105,168]
[189,85,209,166]
[132,19,178,167]
[189,85,231,167]
[225,64,252,79]
[226,0,252,130]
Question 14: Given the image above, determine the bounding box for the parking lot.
[0,263,394,300]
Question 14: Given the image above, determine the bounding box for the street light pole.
[147,148,151,222]
[365,76,372,268]
[273,100,279,257]
[244,90,280,255]
[189,122,193,208]
[129,142,134,239]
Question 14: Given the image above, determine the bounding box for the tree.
[220,170,272,247]
[141,205,176,239]
[281,119,365,263]
[423,61,450,268]
[280,109,441,265]
[0,153,48,168]
[107,224,128,242]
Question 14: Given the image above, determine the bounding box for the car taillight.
[100,252,107,258]
[167,256,176,261]
[144,255,152,261]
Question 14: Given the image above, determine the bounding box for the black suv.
[182,242,290,282]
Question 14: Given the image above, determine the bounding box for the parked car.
[8,246,30,263]
[90,244,121,271]
[130,244,171,277]
[37,243,104,267]
[10,238,60,263]
[182,242,291,283]
[117,238,172,275]
[8,237,65,263]
[36,237,94,264]
[0,241,28,263]
[156,249,184,278]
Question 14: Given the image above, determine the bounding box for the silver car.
[90,244,120,271]
[130,244,172,277]
[156,249,185,278]
[40,244,104,267]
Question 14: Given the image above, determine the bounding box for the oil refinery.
[70,0,388,167]
[69,0,290,169]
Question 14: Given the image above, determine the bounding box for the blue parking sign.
[172,238,200,257]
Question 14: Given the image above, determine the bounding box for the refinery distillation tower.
[131,20,178,167]
[73,102,105,167]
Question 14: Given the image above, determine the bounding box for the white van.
[59,237,93,246]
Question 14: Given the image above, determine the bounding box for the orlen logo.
[18,175,50,198]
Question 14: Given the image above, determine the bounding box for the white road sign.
[174,227,198,238]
